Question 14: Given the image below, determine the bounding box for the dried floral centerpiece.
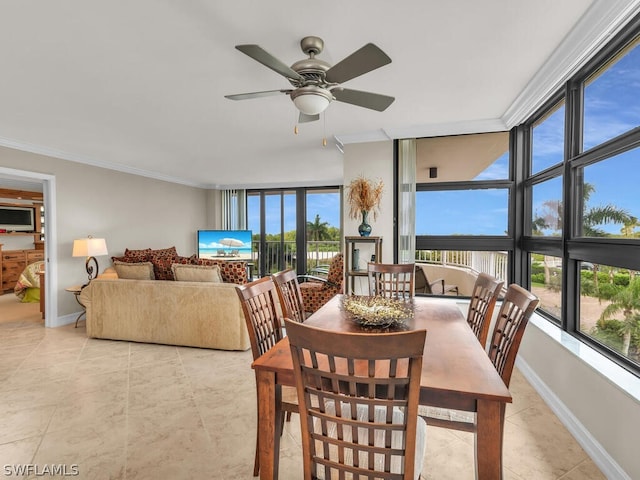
[346,175,383,237]
[342,295,413,327]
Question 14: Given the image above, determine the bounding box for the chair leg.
[253,433,260,476]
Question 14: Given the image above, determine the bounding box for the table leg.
[475,399,505,480]
[256,370,283,480]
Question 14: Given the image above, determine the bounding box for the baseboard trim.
[48,312,78,328]
[516,357,631,480]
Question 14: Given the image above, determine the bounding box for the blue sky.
[250,44,639,237]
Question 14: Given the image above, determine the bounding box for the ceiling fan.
[225,36,395,123]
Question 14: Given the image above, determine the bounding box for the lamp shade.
[290,86,333,116]
[72,237,108,257]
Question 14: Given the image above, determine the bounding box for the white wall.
[342,141,394,295]
[518,321,640,480]
[0,145,208,319]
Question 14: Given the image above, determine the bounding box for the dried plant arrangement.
[346,175,384,220]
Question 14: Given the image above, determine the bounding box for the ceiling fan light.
[291,87,332,115]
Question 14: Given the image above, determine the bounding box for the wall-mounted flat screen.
[197,229,252,260]
[0,206,36,232]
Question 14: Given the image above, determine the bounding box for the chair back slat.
[467,273,504,347]
[488,283,539,387]
[235,277,283,360]
[285,319,427,480]
[272,269,306,323]
[367,263,415,299]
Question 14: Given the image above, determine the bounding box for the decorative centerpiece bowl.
[342,295,413,327]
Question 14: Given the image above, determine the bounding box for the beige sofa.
[80,277,250,351]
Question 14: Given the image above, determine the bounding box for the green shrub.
[597,283,621,300]
[581,270,594,282]
[613,273,630,286]
[531,262,545,275]
[531,273,545,284]
[581,278,595,296]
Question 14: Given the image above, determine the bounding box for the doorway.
[0,167,57,326]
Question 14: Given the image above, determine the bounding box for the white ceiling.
[0,0,638,190]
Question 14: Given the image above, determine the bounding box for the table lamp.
[72,236,108,283]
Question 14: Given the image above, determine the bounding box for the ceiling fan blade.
[225,89,291,100]
[325,43,391,84]
[298,112,319,123]
[332,88,395,112]
[235,44,304,81]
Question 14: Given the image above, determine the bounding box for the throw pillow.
[113,261,155,280]
[195,258,248,284]
[149,254,176,281]
[171,264,222,283]
[149,246,178,259]
[123,248,152,262]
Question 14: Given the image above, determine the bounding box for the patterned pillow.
[174,254,197,265]
[149,254,177,281]
[195,259,248,284]
[149,246,178,259]
[147,247,179,280]
[123,248,152,262]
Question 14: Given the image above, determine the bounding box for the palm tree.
[580,183,636,290]
[599,277,640,356]
[306,214,330,241]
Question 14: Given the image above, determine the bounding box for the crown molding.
[0,136,209,189]
[502,0,640,128]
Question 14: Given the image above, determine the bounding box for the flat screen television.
[197,229,253,260]
[0,206,36,232]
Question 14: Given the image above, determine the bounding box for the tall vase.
[358,210,372,237]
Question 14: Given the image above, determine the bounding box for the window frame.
[519,18,640,375]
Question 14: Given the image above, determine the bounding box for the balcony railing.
[252,240,341,275]
[416,250,509,285]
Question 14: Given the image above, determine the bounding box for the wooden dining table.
[252,294,512,480]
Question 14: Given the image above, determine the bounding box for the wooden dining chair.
[414,265,458,296]
[420,283,539,432]
[235,277,299,477]
[467,273,504,348]
[367,262,415,299]
[272,268,306,323]
[285,318,428,480]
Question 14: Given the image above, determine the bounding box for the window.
[521,26,640,374]
[414,132,513,290]
[532,101,565,174]
[579,262,640,367]
[416,188,509,236]
[531,177,563,236]
[578,148,640,238]
[306,189,341,271]
[247,187,341,277]
[530,254,562,319]
[583,39,640,151]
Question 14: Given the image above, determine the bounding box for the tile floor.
[0,297,606,479]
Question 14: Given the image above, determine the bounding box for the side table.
[66,285,86,328]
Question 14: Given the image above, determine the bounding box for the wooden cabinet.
[344,236,383,295]
[1,248,45,292]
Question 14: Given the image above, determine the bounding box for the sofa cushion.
[195,259,248,284]
[171,264,222,283]
[113,261,155,280]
